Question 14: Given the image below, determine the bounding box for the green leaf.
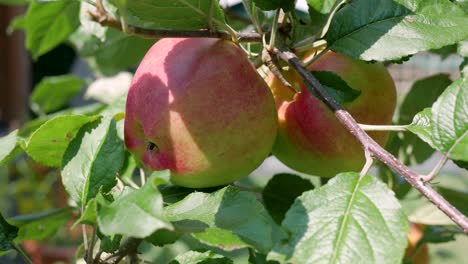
[268,173,409,264]
[430,44,457,59]
[0,213,18,252]
[437,186,468,217]
[327,0,468,61]
[30,75,85,115]
[61,116,124,205]
[458,40,468,57]
[408,108,436,148]
[169,250,233,264]
[310,70,361,104]
[431,77,468,161]
[400,74,452,124]
[145,228,181,247]
[73,199,97,228]
[19,103,105,138]
[26,115,98,168]
[454,0,468,13]
[460,58,468,77]
[160,185,195,205]
[10,0,80,59]
[262,174,314,224]
[0,130,21,166]
[97,231,122,253]
[97,176,172,238]
[70,27,155,76]
[165,186,284,253]
[453,159,468,170]
[252,0,295,11]
[420,225,462,244]
[109,0,226,30]
[9,208,72,242]
[391,74,452,165]
[307,0,338,14]
[401,188,453,225]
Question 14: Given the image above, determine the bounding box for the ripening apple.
[124,38,277,188]
[266,51,396,177]
[404,224,429,264]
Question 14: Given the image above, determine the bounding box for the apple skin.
[124,38,277,188]
[267,51,396,177]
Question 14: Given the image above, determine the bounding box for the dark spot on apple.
[147,142,158,152]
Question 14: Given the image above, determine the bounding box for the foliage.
[0,0,467,263]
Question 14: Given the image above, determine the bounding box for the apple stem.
[140,169,146,186]
[263,49,296,93]
[268,9,281,51]
[273,47,468,233]
[359,124,408,132]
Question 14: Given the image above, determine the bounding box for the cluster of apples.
[124,38,396,188]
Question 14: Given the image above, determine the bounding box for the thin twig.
[242,0,263,33]
[262,48,294,92]
[273,48,468,233]
[359,124,408,132]
[105,238,143,264]
[81,207,89,253]
[12,244,33,264]
[360,151,374,178]
[87,225,97,264]
[420,154,448,183]
[87,10,261,42]
[208,0,214,32]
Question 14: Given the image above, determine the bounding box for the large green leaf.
[431,77,468,161]
[26,115,99,168]
[9,208,72,242]
[30,75,85,115]
[165,186,284,253]
[9,0,80,59]
[61,116,125,205]
[97,176,172,238]
[268,173,409,264]
[0,213,18,252]
[109,0,226,30]
[327,0,468,61]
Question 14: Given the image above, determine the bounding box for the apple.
[404,224,429,264]
[267,51,396,177]
[124,38,277,188]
